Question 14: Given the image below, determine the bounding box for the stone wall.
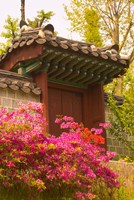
[0,88,40,111]
[105,104,133,159]
[0,81,132,160]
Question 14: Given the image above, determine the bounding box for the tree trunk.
[112,16,119,45]
[21,0,25,21]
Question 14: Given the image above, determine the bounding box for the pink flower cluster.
[0,102,119,199]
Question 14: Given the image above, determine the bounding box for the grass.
[109,160,134,200]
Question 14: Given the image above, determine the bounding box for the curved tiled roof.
[0,69,41,95]
[104,92,123,105]
[0,70,124,104]
[0,27,129,88]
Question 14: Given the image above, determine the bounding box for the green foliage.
[108,93,134,157]
[0,10,54,55]
[0,42,9,54]
[27,10,54,28]
[123,66,134,92]
[0,15,19,54]
[105,66,134,158]
[0,180,133,200]
[84,8,103,46]
[109,160,134,200]
[65,0,134,96]
[114,179,134,200]
[1,15,19,39]
[64,1,103,46]
[104,64,134,96]
[65,0,134,60]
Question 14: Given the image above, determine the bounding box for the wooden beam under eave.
[72,58,88,69]
[64,69,80,81]
[57,68,73,79]
[26,61,42,74]
[80,73,94,84]
[49,66,66,78]
[1,44,44,71]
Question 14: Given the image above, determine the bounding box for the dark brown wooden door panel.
[72,92,83,123]
[48,87,83,135]
[62,90,73,116]
[48,88,62,135]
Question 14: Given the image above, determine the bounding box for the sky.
[0,0,80,42]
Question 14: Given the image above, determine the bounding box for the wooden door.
[48,86,83,136]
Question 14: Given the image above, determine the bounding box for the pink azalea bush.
[0,102,120,200]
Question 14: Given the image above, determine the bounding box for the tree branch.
[107,0,115,21]
[130,29,134,43]
[119,21,133,52]
[100,15,113,37]
[113,0,118,15]
[130,48,134,63]
[117,0,124,14]
[92,0,114,21]
[118,2,130,17]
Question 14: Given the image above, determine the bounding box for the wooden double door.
[48,83,105,148]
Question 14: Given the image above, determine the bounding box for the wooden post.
[87,84,107,149]
[32,72,49,132]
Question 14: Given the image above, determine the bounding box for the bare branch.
[130,29,134,43]
[119,21,133,52]
[113,0,118,15]
[100,15,113,37]
[108,0,117,16]
[118,1,130,17]
[117,0,124,13]
[106,0,115,21]
[92,0,114,21]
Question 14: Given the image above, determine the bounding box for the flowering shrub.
[0,102,120,199]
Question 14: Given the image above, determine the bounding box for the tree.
[0,10,54,54]
[20,1,54,28]
[108,91,134,158]
[1,16,19,40]
[106,64,134,159]
[104,62,134,95]
[64,0,134,62]
[65,0,134,96]
[20,0,25,21]
[65,1,134,152]
[27,10,54,28]
[0,43,9,55]
[0,16,19,53]
[64,4,103,46]
[82,8,103,46]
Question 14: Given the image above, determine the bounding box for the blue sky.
[0,0,80,42]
